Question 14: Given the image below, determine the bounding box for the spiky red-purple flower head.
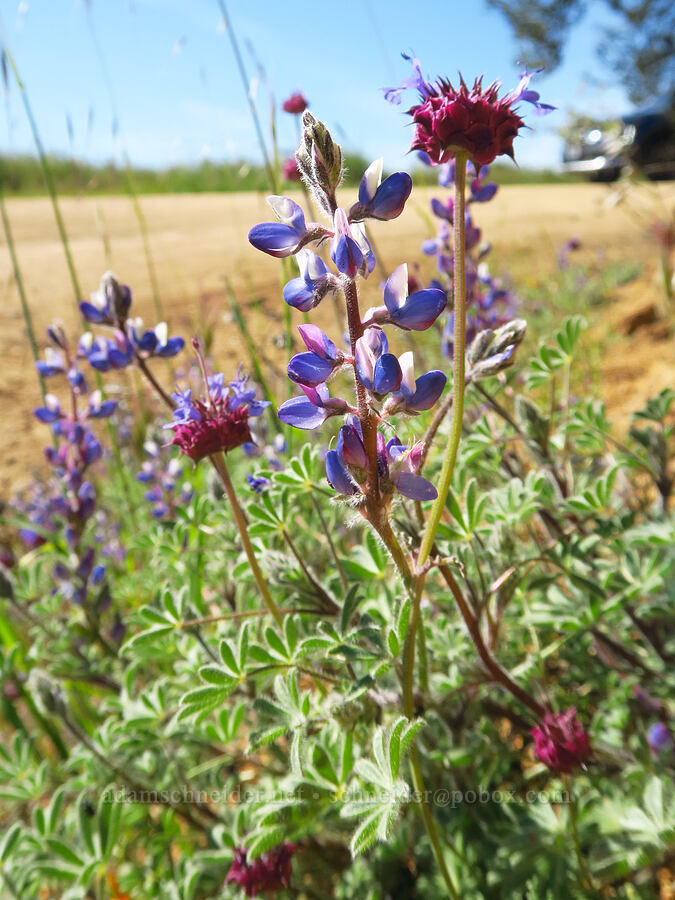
[532,708,591,774]
[225,844,297,897]
[409,76,525,167]
[164,346,269,463]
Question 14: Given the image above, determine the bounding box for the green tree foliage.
[487,0,674,103]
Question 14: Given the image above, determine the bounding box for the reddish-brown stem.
[343,278,380,521]
[438,562,546,718]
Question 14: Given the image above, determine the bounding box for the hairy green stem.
[418,152,468,568]
[210,452,283,626]
[372,518,460,899]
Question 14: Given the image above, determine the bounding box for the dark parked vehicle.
[562,95,675,181]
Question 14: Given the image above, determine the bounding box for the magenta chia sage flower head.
[385,57,554,166]
[225,843,297,897]
[282,91,308,115]
[532,708,591,774]
[164,340,269,462]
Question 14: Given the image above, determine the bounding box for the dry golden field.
[1,183,674,497]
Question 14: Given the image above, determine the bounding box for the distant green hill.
[0,153,582,197]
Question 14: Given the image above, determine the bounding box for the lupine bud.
[297,111,343,214]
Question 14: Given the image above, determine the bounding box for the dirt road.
[1,183,673,496]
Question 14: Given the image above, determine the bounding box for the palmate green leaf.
[178,683,237,721]
[44,837,84,869]
[246,825,288,861]
[77,793,96,858]
[350,810,384,857]
[0,821,21,862]
[121,624,174,654]
[98,785,123,860]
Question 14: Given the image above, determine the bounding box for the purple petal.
[369,172,412,221]
[392,471,437,501]
[248,223,301,258]
[79,301,110,324]
[337,424,368,468]
[287,352,336,388]
[325,450,360,496]
[391,288,447,331]
[331,234,363,278]
[283,276,317,311]
[277,396,327,430]
[297,324,337,359]
[407,370,447,411]
[373,353,403,395]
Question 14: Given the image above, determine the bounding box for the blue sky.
[2,0,634,172]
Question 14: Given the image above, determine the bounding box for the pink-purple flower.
[225,843,297,897]
[385,57,554,166]
[532,708,591,774]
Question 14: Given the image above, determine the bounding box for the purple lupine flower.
[86,390,117,419]
[354,327,402,396]
[82,332,134,372]
[364,264,447,331]
[277,382,352,430]
[128,320,185,358]
[647,722,672,755]
[287,324,344,388]
[349,158,412,222]
[248,196,314,258]
[247,473,271,493]
[35,348,66,378]
[532,708,591,774]
[325,420,436,502]
[384,435,437,501]
[384,352,446,415]
[79,271,132,325]
[282,249,339,312]
[330,207,364,278]
[35,394,63,424]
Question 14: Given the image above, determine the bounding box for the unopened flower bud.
[298,111,343,214]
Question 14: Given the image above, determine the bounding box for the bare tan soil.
[1,183,673,497]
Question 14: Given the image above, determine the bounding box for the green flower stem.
[210,452,283,626]
[373,518,460,900]
[418,152,468,569]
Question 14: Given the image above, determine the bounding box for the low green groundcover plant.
[1,61,673,900]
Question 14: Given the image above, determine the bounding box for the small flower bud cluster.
[295,111,343,214]
[78,271,184,372]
